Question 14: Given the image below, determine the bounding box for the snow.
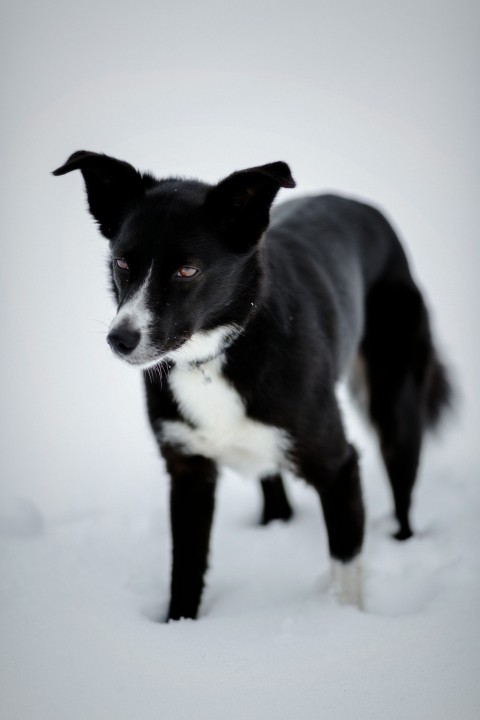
[2,407,479,719]
[1,1,479,718]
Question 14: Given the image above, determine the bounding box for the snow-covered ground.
[1,1,479,718]
[2,409,479,719]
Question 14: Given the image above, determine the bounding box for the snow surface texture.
[1,1,479,718]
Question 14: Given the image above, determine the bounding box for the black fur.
[260,474,293,525]
[53,151,452,620]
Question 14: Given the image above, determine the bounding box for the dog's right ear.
[52,150,155,239]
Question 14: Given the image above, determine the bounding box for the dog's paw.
[331,556,364,610]
[392,526,413,542]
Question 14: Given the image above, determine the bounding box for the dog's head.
[53,151,295,368]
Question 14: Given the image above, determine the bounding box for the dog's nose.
[107,326,141,356]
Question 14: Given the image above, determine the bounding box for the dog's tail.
[360,271,453,436]
[422,345,453,431]
[410,281,453,432]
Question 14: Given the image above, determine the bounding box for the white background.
[1,2,479,718]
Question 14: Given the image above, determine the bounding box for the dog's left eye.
[176,266,199,279]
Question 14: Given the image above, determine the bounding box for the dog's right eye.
[115,258,129,271]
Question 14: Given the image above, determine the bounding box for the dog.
[53,151,451,620]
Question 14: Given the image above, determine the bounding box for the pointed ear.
[205,161,295,247]
[52,150,156,239]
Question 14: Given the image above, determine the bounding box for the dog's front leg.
[318,446,365,608]
[162,446,218,621]
[300,443,365,609]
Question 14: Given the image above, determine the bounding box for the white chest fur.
[158,357,290,478]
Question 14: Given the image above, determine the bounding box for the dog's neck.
[165,323,243,369]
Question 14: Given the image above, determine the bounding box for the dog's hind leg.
[162,447,218,621]
[371,377,422,540]
[361,281,433,540]
[259,474,293,524]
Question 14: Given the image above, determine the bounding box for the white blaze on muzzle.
[108,266,154,364]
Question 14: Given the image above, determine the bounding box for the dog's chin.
[112,343,182,370]
[107,343,173,370]
[112,324,242,371]
[124,355,170,371]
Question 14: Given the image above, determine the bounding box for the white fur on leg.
[331,555,364,610]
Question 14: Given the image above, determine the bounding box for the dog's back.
[266,194,401,377]
[268,193,450,424]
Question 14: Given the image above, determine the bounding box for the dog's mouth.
[107,324,242,369]
[107,327,188,367]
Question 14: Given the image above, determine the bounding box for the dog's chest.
[159,358,289,477]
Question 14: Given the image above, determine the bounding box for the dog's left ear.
[205,162,296,248]
[52,150,156,239]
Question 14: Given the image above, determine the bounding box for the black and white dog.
[53,151,451,620]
